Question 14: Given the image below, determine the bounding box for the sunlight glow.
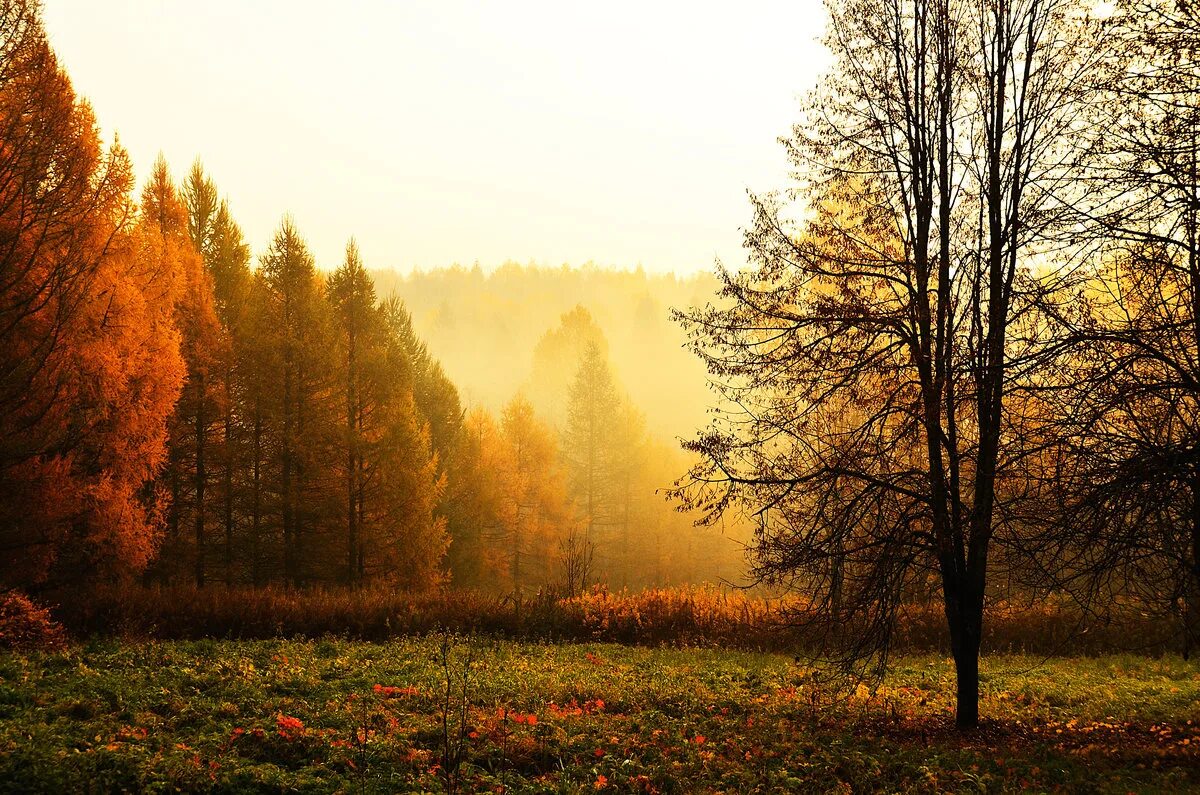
[43,0,830,273]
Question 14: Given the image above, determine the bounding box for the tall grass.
[48,583,1183,655]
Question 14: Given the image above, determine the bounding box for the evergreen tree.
[444,408,515,589]
[258,217,335,584]
[500,395,576,594]
[528,306,608,426]
[382,296,463,468]
[182,162,252,584]
[329,240,376,584]
[562,341,620,581]
[144,156,222,587]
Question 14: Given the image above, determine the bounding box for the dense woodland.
[0,2,739,602]
[4,0,1200,738]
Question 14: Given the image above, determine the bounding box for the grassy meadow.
[1,637,1197,793]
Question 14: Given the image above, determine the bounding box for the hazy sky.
[43,1,829,274]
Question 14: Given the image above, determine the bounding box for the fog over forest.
[373,263,752,588]
[373,263,717,443]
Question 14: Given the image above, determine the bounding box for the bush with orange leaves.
[0,590,66,650]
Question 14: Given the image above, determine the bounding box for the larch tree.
[142,156,222,587]
[444,407,518,590]
[183,164,251,583]
[381,296,462,475]
[528,306,609,426]
[500,394,576,594]
[608,400,647,589]
[258,217,333,585]
[562,341,620,581]
[329,240,377,585]
[368,312,447,588]
[0,0,184,588]
[239,271,278,584]
[330,255,447,587]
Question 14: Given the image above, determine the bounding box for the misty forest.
[2,0,1200,791]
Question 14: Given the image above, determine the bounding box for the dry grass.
[46,583,1184,656]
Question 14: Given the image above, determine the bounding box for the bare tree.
[1034,0,1200,655]
[673,0,1099,728]
[558,530,594,598]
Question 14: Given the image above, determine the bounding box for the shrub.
[0,590,67,650]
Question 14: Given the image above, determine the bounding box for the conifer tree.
[143,156,222,587]
[500,395,575,593]
[444,408,515,589]
[382,296,463,468]
[259,218,334,584]
[562,342,620,580]
[182,162,252,583]
[0,2,186,586]
[330,240,378,584]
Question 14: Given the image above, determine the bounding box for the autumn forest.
[0,9,737,597]
[3,0,1200,791]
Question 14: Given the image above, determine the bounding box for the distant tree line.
[369,260,718,443]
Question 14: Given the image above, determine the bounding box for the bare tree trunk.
[282,346,295,586]
[251,396,263,587]
[953,625,981,728]
[223,367,234,585]
[193,375,206,588]
[346,328,357,586]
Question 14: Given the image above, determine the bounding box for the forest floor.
[1,639,1198,793]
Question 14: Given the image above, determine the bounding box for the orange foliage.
[0,590,66,649]
[275,713,305,740]
[0,9,186,586]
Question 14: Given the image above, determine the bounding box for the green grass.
[1,639,1197,793]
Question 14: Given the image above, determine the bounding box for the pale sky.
[43,1,829,274]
